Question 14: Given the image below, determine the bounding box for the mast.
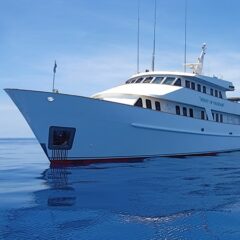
[137,0,140,73]
[184,0,188,72]
[151,0,157,72]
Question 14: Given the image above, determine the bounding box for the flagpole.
[52,60,57,92]
[52,72,55,92]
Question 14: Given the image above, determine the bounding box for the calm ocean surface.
[1,139,240,239]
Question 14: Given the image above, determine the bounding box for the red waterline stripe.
[50,157,145,167]
[49,151,223,167]
[168,152,218,158]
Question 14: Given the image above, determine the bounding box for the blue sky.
[1,0,240,137]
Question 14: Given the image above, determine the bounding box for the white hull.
[5,89,240,164]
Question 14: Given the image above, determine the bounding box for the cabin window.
[126,79,132,84]
[130,78,137,83]
[203,86,206,93]
[174,78,182,86]
[155,101,161,111]
[201,111,205,120]
[189,108,194,118]
[163,77,176,85]
[135,77,144,83]
[210,88,214,96]
[134,98,143,107]
[183,107,187,116]
[176,106,181,115]
[197,84,201,92]
[191,82,195,90]
[143,77,153,83]
[219,91,223,98]
[146,99,152,109]
[216,113,219,122]
[185,80,190,88]
[152,77,164,84]
[212,113,215,120]
[215,90,218,97]
[220,114,223,122]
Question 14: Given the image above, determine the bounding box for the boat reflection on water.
[44,168,76,207]
[43,157,145,208]
[33,153,240,239]
[40,153,240,215]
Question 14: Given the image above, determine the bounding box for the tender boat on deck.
[5,45,240,165]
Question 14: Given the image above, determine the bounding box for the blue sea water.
[1,139,240,239]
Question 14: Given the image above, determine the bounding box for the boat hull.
[5,89,240,165]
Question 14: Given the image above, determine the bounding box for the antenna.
[151,0,157,72]
[185,43,207,75]
[137,0,140,73]
[184,0,188,72]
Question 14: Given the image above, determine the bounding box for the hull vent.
[48,126,76,161]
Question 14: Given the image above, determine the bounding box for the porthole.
[189,108,194,118]
[134,98,143,107]
[176,106,181,115]
[155,101,161,111]
[203,86,206,93]
[146,99,152,109]
[197,84,201,92]
[183,107,187,116]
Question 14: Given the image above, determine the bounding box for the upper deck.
[93,71,234,103]
[127,71,234,92]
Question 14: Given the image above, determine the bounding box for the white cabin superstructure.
[93,71,238,125]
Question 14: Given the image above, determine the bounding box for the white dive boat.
[5,45,240,165]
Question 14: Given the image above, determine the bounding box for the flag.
[53,60,57,74]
